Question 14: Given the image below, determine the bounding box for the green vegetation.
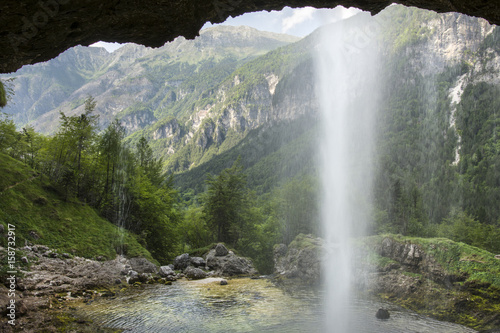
[0,152,151,261]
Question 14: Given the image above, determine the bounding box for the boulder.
[159,265,176,278]
[376,308,390,319]
[174,253,191,270]
[127,270,140,284]
[273,234,322,283]
[184,266,207,280]
[129,257,158,274]
[215,243,229,256]
[206,249,257,276]
[190,256,206,268]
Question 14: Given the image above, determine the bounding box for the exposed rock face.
[1,0,499,74]
[273,234,322,283]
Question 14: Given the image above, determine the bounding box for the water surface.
[76,278,477,333]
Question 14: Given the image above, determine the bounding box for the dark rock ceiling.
[1,0,498,73]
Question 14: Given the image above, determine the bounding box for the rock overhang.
[1,0,499,73]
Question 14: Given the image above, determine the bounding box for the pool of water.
[76,278,477,333]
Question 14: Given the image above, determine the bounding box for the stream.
[76,278,477,333]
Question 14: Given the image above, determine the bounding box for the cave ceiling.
[1,0,498,73]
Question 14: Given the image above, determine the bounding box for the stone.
[127,270,140,284]
[273,234,322,283]
[174,253,191,270]
[184,266,207,280]
[129,257,158,274]
[190,256,206,268]
[215,243,229,256]
[158,265,176,278]
[495,255,500,260]
[206,248,257,276]
[29,231,40,240]
[376,308,390,319]
[220,279,228,285]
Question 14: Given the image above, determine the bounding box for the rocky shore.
[0,243,256,332]
[273,233,500,332]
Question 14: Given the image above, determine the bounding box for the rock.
[215,243,229,256]
[129,257,158,274]
[32,245,49,253]
[138,273,154,283]
[220,279,228,285]
[184,266,207,280]
[29,231,41,240]
[190,256,206,268]
[126,270,140,284]
[376,308,390,319]
[495,255,500,260]
[159,266,176,278]
[273,234,322,283]
[174,253,191,270]
[115,279,122,284]
[206,249,257,276]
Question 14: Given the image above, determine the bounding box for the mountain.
[1,25,299,132]
[2,6,500,222]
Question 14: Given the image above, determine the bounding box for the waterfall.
[315,8,381,332]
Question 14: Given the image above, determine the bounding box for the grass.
[0,152,153,263]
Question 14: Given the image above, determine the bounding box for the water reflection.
[76,278,476,333]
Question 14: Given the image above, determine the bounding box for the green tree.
[202,157,248,245]
[136,136,164,185]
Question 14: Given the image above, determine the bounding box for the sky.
[91,6,361,53]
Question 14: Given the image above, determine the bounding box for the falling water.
[315,9,381,332]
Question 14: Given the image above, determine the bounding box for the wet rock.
[190,256,206,268]
[174,253,191,270]
[184,266,207,280]
[376,308,390,319]
[129,257,158,274]
[220,279,228,285]
[215,243,229,256]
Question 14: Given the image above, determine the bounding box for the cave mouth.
[1,0,498,74]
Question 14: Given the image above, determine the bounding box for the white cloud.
[90,42,123,53]
[281,7,317,33]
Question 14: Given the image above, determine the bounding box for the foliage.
[202,156,249,245]
[0,152,152,261]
